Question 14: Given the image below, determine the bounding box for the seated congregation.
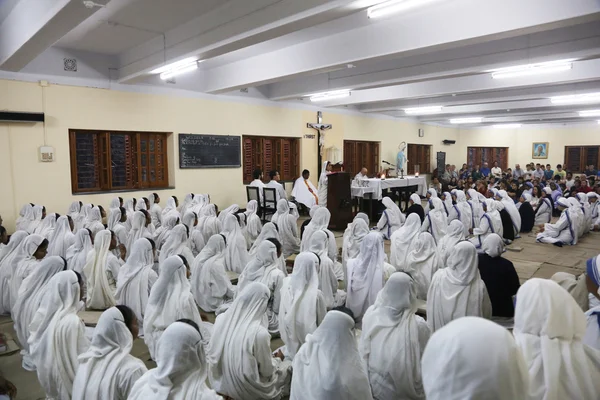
[0,180,599,400]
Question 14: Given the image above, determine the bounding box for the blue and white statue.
[396,141,408,175]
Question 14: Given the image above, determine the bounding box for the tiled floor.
[1,221,598,400]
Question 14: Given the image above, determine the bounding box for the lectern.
[327,172,353,230]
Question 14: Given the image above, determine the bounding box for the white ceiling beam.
[202,0,600,94]
[267,25,600,100]
[0,0,109,71]
[116,0,360,84]
[358,81,600,112]
[320,58,600,106]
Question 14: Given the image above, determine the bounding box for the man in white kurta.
[249,169,266,203]
[266,170,288,202]
[317,161,333,208]
[291,169,319,208]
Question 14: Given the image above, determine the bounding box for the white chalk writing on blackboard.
[179,134,241,169]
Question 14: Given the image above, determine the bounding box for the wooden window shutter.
[263,139,273,173]
[243,137,254,183]
[566,147,583,173]
[281,139,292,180]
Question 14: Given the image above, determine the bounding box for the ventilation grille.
[64,58,77,72]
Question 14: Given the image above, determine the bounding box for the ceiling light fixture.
[578,109,600,117]
[490,59,574,79]
[450,117,483,124]
[151,57,199,75]
[367,0,440,19]
[551,92,600,105]
[492,124,522,129]
[159,61,199,80]
[403,105,443,115]
[309,90,351,102]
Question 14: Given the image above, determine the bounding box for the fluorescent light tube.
[490,59,573,79]
[159,62,198,80]
[368,0,440,18]
[404,105,443,115]
[492,124,522,129]
[310,90,351,102]
[450,117,483,124]
[578,110,600,117]
[151,57,198,74]
[551,92,600,105]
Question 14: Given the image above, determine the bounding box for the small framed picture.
[532,142,549,159]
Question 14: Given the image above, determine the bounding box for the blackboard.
[179,134,241,169]
[436,152,446,172]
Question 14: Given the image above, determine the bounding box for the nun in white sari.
[107,208,128,252]
[279,252,327,359]
[115,238,158,329]
[405,232,438,300]
[360,272,431,400]
[221,213,249,274]
[308,230,345,308]
[27,205,44,234]
[427,241,492,332]
[347,232,396,323]
[158,224,194,267]
[161,196,178,220]
[300,207,337,262]
[13,256,65,371]
[467,189,483,229]
[34,212,58,239]
[422,317,530,400]
[72,306,147,400]
[66,229,93,273]
[290,310,373,400]
[569,197,586,239]
[535,188,553,225]
[86,207,105,238]
[0,231,28,315]
[470,199,503,250]
[10,234,47,312]
[436,220,465,270]
[343,218,370,271]
[271,200,300,258]
[130,321,221,400]
[249,222,287,275]
[317,161,332,208]
[420,198,447,245]
[28,271,89,400]
[16,203,33,231]
[536,197,577,246]
[218,204,240,225]
[244,200,262,249]
[208,282,292,400]
[237,240,285,334]
[48,215,75,258]
[198,204,221,243]
[153,213,179,251]
[148,193,163,228]
[454,191,473,235]
[514,278,600,400]
[183,211,205,257]
[191,234,234,312]
[127,211,152,254]
[390,213,422,271]
[376,197,405,239]
[497,190,521,236]
[84,230,122,310]
[144,255,206,360]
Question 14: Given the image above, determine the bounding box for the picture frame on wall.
[532,142,549,159]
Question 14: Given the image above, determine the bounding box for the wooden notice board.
[179,134,241,169]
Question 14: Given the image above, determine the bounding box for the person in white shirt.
[248,169,266,203]
[513,164,524,179]
[533,165,545,180]
[292,169,319,208]
[266,170,287,202]
[491,162,502,179]
[355,167,368,180]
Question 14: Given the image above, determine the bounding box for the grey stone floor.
[1,219,599,400]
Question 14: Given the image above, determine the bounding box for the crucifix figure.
[307,111,332,175]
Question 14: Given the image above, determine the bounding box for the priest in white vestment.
[292,169,319,208]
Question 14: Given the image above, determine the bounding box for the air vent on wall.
[0,111,45,123]
[64,58,77,72]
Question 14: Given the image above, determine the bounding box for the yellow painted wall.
[457,125,600,168]
[0,78,476,231]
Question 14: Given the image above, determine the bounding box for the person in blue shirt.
[544,164,554,181]
[480,162,491,177]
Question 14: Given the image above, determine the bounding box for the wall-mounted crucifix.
[307,111,332,175]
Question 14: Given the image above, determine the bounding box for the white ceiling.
[1,0,600,127]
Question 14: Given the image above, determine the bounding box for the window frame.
[343,140,380,177]
[564,145,600,173]
[242,135,300,184]
[69,129,171,194]
[407,143,432,174]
